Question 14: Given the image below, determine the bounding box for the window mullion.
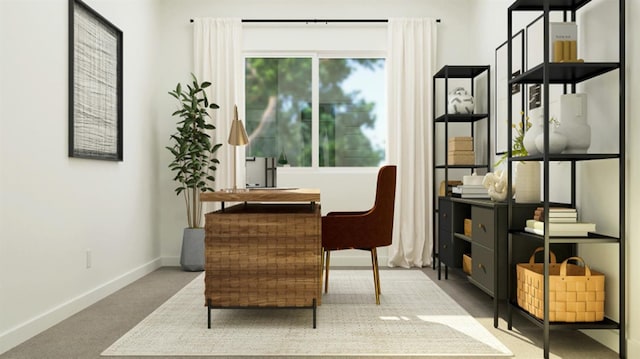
[311,55,320,168]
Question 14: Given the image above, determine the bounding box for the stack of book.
[533,207,577,222]
[524,207,596,236]
[451,185,489,199]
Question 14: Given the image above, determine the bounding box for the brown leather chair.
[322,165,397,305]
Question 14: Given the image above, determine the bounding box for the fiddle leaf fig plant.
[167,74,222,228]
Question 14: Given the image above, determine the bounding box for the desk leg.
[207,299,212,329]
[312,298,317,329]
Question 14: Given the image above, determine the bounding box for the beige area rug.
[102,269,512,357]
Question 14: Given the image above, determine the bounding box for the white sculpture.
[482,170,512,202]
[447,87,475,114]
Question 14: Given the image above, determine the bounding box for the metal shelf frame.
[431,65,491,270]
[505,0,626,358]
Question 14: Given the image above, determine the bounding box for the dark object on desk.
[322,165,397,305]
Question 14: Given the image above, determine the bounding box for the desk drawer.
[471,243,494,295]
[472,206,494,249]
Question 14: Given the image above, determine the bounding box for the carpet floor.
[102,269,512,357]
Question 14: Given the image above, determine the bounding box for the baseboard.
[161,256,180,267]
[627,336,639,356]
[162,255,388,268]
[580,329,619,354]
[326,253,389,267]
[0,258,162,355]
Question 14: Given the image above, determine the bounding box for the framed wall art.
[494,29,524,155]
[69,0,123,161]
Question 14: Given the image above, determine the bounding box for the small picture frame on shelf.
[494,29,524,155]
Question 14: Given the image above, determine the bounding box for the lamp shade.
[228,105,249,146]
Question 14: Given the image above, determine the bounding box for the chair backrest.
[370,165,397,247]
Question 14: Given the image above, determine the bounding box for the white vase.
[557,93,590,153]
[515,161,541,203]
[535,130,567,154]
[447,87,475,114]
[523,107,543,156]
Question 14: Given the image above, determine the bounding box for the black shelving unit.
[431,65,490,269]
[505,1,626,358]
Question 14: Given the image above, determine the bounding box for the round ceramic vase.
[535,130,567,154]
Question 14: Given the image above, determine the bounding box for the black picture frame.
[494,29,524,155]
[69,0,123,161]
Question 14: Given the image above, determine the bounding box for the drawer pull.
[443,244,448,249]
[442,213,448,219]
[477,223,487,232]
[477,263,487,273]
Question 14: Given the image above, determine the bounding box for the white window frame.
[243,51,387,172]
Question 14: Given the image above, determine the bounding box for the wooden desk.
[201,188,321,328]
[200,187,320,203]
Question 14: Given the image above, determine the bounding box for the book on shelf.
[452,193,490,199]
[533,215,577,223]
[535,207,577,213]
[533,207,578,222]
[524,226,588,237]
[526,219,595,232]
[452,185,489,199]
[452,185,488,194]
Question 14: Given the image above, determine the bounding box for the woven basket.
[464,219,472,237]
[517,247,605,322]
[204,203,321,308]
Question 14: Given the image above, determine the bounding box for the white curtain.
[193,18,243,203]
[387,18,437,268]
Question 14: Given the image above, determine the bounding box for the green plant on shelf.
[496,112,530,167]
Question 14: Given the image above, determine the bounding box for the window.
[245,56,386,167]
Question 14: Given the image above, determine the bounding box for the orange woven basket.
[517,247,605,322]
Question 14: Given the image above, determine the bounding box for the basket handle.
[560,256,592,277]
[528,247,557,264]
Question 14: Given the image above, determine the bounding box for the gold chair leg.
[320,247,325,297]
[324,250,331,293]
[371,248,381,305]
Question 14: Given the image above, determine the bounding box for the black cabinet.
[437,197,552,328]
[505,0,626,358]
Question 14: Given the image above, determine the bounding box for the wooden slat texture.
[204,203,321,308]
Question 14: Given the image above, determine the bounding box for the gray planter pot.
[180,228,205,271]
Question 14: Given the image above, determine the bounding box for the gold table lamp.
[228,105,249,192]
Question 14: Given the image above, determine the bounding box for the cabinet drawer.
[438,229,455,266]
[472,206,494,249]
[439,198,453,232]
[471,243,494,295]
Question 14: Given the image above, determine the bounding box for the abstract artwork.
[69,0,123,161]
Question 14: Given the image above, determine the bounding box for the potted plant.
[167,74,222,271]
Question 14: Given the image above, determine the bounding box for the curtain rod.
[189,18,441,23]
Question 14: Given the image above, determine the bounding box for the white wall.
[625,1,640,354]
[0,0,161,353]
[154,0,479,267]
[473,0,638,354]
